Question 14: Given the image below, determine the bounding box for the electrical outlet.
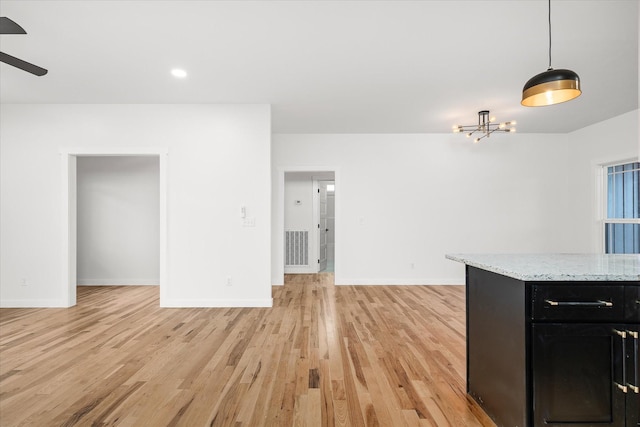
[20,278,27,287]
[226,276,232,286]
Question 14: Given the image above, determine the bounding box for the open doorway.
[279,170,336,283]
[76,156,159,288]
[60,148,167,307]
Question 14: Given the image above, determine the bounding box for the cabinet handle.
[544,299,613,307]
[629,330,639,394]
[614,329,628,393]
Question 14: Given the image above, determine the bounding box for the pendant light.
[521,0,581,107]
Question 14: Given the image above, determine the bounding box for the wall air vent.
[285,230,309,266]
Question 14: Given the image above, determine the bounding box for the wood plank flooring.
[0,275,495,427]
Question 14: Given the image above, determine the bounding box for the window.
[604,161,639,253]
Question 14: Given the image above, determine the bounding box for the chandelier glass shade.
[452,110,516,143]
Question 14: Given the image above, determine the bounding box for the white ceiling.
[0,0,637,134]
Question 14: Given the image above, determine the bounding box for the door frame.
[60,147,168,307]
[275,167,338,285]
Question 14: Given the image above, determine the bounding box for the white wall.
[273,113,639,286]
[2,105,636,303]
[77,156,160,285]
[285,174,315,232]
[565,109,639,253]
[326,188,335,263]
[273,132,577,285]
[0,104,272,307]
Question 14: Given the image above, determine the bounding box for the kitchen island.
[446,254,639,427]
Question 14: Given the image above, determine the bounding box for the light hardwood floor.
[0,275,495,427]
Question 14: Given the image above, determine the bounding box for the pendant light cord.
[548,0,552,70]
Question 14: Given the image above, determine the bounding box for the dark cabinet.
[626,286,640,426]
[626,286,640,323]
[627,325,640,426]
[465,267,640,427]
[532,323,627,426]
[530,285,640,427]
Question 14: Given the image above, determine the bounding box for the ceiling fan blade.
[0,51,47,76]
[0,17,27,34]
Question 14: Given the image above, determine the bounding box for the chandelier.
[452,110,516,143]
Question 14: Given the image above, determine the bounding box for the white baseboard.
[272,276,464,286]
[0,299,70,308]
[77,279,159,286]
[160,298,273,308]
[334,278,464,286]
[284,266,316,274]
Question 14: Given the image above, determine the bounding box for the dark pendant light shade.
[521,67,581,107]
[521,0,581,107]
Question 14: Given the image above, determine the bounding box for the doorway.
[60,148,168,307]
[277,169,337,285]
[76,156,160,287]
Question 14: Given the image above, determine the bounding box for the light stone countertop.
[446,253,640,282]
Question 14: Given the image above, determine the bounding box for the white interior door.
[318,181,329,272]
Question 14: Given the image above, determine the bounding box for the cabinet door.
[627,325,639,427]
[625,286,640,323]
[533,323,627,427]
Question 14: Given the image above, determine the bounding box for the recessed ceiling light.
[171,69,187,78]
